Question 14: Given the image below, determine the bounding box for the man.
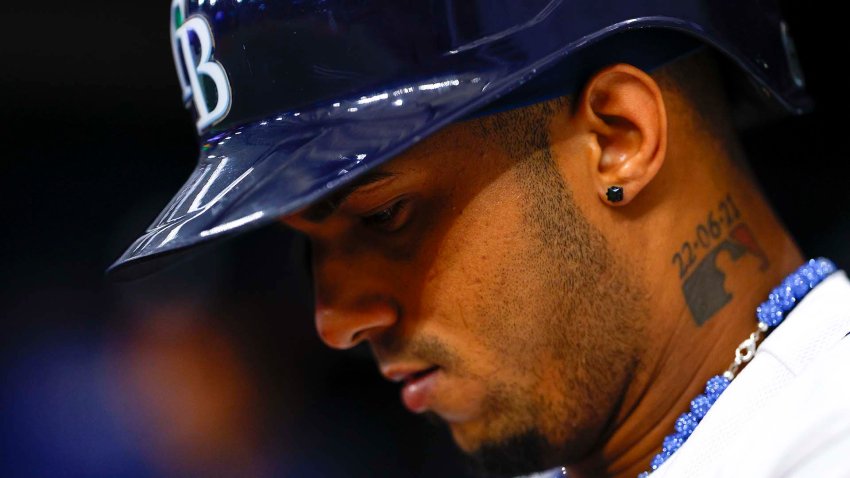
[111,1,850,477]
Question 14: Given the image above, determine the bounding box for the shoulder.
[654,271,850,477]
[715,335,850,478]
[652,324,850,478]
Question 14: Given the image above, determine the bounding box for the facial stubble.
[459,147,648,478]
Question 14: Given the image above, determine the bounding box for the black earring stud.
[606,186,624,203]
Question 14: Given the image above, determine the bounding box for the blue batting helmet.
[109,0,810,279]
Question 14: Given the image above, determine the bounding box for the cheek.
[419,172,548,378]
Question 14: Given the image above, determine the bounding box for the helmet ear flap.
[713,47,796,131]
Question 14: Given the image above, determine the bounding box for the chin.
[444,412,516,454]
[462,429,560,478]
[445,418,484,454]
[441,415,561,478]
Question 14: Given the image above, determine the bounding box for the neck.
[569,159,804,477]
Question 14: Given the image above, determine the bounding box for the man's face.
[282,114,647,476]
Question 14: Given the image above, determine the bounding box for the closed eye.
[360,199,411,233]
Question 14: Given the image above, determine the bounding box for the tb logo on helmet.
[170,0,232,134]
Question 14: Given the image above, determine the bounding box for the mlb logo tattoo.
[170,0,232,133]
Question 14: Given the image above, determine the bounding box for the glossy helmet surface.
[109,0,809,279]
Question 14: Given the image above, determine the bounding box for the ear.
[575,64,667,206]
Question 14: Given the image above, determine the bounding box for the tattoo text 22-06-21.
[672,194,742,279]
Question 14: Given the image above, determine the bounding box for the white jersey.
[523,270,850,478]
[653,270,850,478]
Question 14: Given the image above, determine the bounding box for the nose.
[314,298,398,349]
[284,216,401,350]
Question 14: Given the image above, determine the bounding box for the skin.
[281,52,804,477]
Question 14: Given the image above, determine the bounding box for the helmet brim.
[108,70,510,280]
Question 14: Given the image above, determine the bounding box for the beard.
[451,144,646,477]
[378,116,649,477]
[466,429,560,478]
[422,410,563,478]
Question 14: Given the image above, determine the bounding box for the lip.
[380,364,437,383]
[380,364,441,413]
[400,367,440,413]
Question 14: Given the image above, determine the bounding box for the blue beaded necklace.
[629,257,838,477]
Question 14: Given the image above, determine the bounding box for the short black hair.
[468,48,736,165]
[469,95,571,163]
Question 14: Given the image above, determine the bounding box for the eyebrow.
[300,170,397,223]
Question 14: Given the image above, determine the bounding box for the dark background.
[1,1,847,477]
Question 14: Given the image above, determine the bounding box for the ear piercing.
[606,186,624,203]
